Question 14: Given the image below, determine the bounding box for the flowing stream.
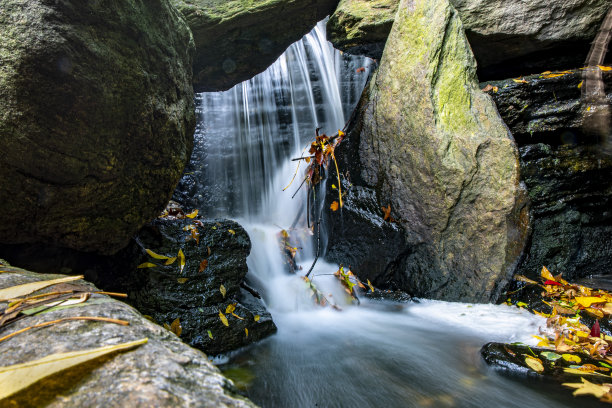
[188,22,600,408]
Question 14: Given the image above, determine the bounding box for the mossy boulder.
[171,0,339,91]
[327,0,529,302]
[0,0,195,254]
[0,264,257,407]
[327,0,610,79]
[327,0,398,59]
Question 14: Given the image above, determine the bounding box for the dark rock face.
[0,265,257,407]
[327,0,610,79]
[171,0,339,91]
[0,0,195,255]
[487,70,612,282]
[95,218,277,356]
[0,218,277,355]
[326,0,529,302]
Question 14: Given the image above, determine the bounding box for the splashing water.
[188,22,598,408]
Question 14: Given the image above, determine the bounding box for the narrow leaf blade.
[0,276,84,302]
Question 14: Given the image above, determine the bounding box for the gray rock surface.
[327,0,610,79]
[327,0,529,302]
[0,0,195,255]
[171,0,339,91]
[0,264,258,407]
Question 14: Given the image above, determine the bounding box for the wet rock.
[485,68,612,145]
[327,0,610,79]
[0,264,257,407]
[101,218,277,356]
[171,0,339,91]
[327,0,529,302]
[327,0,398,59]
[0,0,195,255]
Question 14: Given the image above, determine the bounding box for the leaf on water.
[228,229,236,235]
[137,262,157,269]
[575,296,606,308]
[540,351,562,361]
[220,284,226,298]
[186,209,199,219]
[525,356,544,373]
[330,201,339,211]
[225,303,236,314]
[170,318,182,337]
[219,311,229,327]
[0,275,84,302]
[563,378,611,398]
[145,249,170,260]
[207,330,213,339]
[515,275,538,285]
[165,257,177,265]
[562,354,582,363]
[245,328,249,338]
[367,279,375,293]
[199,259,208,273]
[178,249,185,274]
[177,278,188,284]
[0,338,147,399]
[541,266,555,281]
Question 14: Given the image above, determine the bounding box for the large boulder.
[327,0,610,79]
[0,263,257,407]
[0,0,195,255]
[326,0,529,302]
[171,0,339,91]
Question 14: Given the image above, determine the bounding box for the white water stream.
[191,22,597,408]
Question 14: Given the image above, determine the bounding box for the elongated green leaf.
[0,338,147,399]
[0,276,83,302]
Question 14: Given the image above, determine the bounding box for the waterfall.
[182,21,583,408]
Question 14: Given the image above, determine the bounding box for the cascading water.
[186,22,598,408]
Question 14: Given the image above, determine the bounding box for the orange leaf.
[330,201,339,211]
[199,259,208,273]
[381,205,391,221]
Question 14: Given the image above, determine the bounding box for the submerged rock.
[0,0,195,255]
[0,264,257,407]
[327,0,609,79]
[171,0,339,91]
[327,0,529,302]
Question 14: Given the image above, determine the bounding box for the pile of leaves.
[509,266,612,403]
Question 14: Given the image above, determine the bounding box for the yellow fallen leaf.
[602,303,612,315]
[575,296,606,308]
[232,312,244,320]
[220,284,226,298]
[577,80,583,89]
[512,78,528,84]
[254,315,260,322]
[367,279,375,293]
[563,377,611,398]
[145,249,170,260]
[225,303,236,314]
[165,257,177,265]
[330,201,339,211]
[562,354,582,363]
[598,65,612,72]
[178,249,185,273]
[525,356,544,373]
[170,318,182,337]
[219,311,229,327]
[137,262,157,269]
[186,209,199,218]
[245,328,249,338]
[0,338,147,399]
[177,278,188,284]
[541,266,555,281]
[0,275,84,302]
[228,229,236,235]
